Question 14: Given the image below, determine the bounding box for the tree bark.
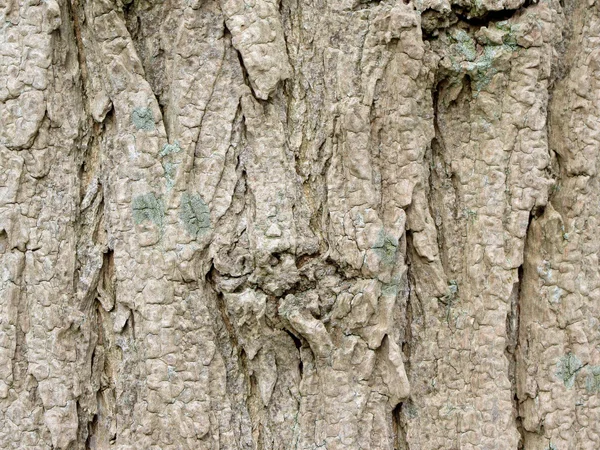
[0,0,599,448]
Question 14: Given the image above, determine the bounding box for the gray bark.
[0,0,599,448]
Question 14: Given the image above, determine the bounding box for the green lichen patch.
[495,21,511,32]
[180,192,210,238]
[585,366,600,393]
[462,208,478,223]
[550,286,563,304]
[382,279,401,297]
[163,161,177,190]
[441,280,459,306]
[452,29,477,62]
[468,45,514,96]
[159,141,182,158]
[440,279,460,325]
[132,192,164,228]
[440,402,458,417]
[502,32,518,49]
[556,352,583,388]
[403,399,418,419]
[372,231,398,266]
[494,21,519,49]
[131,107,155,131]
[467,0,485,17]
[443,25,517,98]
[159,142,182,190]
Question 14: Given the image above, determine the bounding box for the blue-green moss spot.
[131,107,155,131]
[440,279,460,324]
[442,280,459,305]
[585,366,600,393]
[163,162,176,190]
[403,399,418,419]
[462,208,478,222]
[180,192,210,238]
[452,29,477,62]
[159,141,182,158]
[556,353,583,388]
[160,142,182,190]
[132,193,164,228]
[382,279,401,297]
[445,24,519,98]
[372,231,398,266]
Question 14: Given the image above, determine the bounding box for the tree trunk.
[1,0,599,448]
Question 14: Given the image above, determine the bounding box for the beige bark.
[0,0,598,448]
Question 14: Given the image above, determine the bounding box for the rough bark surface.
[1,0,599,448]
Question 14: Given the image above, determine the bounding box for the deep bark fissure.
[506,263,524,448]
[67,0,89,104]
[392,403,408,450]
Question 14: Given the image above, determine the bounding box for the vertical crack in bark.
[285,329,304,378]
[11,258,28,390]
[507,261,524,449]
[205,265,256,446]
[225,23,263,102]
[207,265,244,362]
[394,250,417,450]
[392,403,408,450]
[67,0,89,102]
[428,77,467,281]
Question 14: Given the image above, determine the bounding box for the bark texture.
[0,0,599,448]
